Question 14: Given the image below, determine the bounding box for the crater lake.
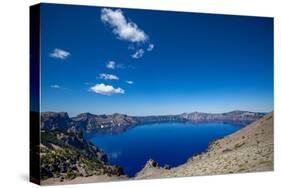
[84,122,244,177]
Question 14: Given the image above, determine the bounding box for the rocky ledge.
[135,159,170,179]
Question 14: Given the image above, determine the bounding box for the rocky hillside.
[40,130,125,185]
[135,112,273,179]
[41,110,265,132]
[71,112,138,131]
[41,112,138,133]
[41,112,71,130]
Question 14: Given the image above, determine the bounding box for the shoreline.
[86,121,245,177]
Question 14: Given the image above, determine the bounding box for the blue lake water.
[84,122,243,177]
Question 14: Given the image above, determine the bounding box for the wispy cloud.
[90,83,124,95]
[101,8,148,43]
[126,80,134,84]
[50,84,60,89]
[132,49,145,59]
[147,43,154,51]
[98,73,119,80]
[105,61,125,69]
[106,61,116,69]
[50,48,70,59]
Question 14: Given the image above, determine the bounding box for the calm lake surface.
[84,122,243,177]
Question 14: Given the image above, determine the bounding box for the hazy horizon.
[41,109,271,118]
[39,4,273,117]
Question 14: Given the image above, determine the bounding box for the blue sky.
[40,4,273,116]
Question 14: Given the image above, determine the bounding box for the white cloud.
[50,85,60,89]
[106,61,116,69]
[101,8,148,43]
[126,80,134,84]
[132,49,145,59]
[147,43,154,51]
[90,83,125,95]
[106,61,125,69]
[98,73,119,80]
[50,48,70,59]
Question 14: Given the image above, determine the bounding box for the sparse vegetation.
[40,130,124,181]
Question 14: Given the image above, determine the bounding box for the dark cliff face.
[41,112,139,133]
[71,113,138,132]
[41,112,71,130]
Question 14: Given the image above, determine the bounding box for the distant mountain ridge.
[41,110,265,132]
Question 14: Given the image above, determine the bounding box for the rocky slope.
[135,159,171,179]
[40,112,132,184]
[40,130,126,185]
[135,112,273,179]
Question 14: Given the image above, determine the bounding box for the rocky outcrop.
[135,159,170,179]
[71,113,138,131]
[41,112,71,130]
[41,112,138,132]
[135,112,274,179]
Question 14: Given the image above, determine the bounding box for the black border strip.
[30,4,41,185]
